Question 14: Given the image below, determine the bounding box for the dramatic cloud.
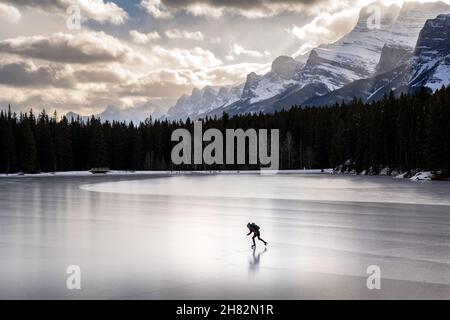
[144,0,332,18]
[2,0,409,115]
[231,44,267,58]
[0,60,136,88]
[165,29,204,41]
[289,7,360,55]
[151,46,223,69]
[0,0,128,25]
[0,32,147,64]
[197,62,271,84]
[118,61,269,99]
[141,0,173,19]
[0,3,21,23]
[0,65,194,113]
[130,30,161,44]
[0,61,74,88]
[120,69,195,98]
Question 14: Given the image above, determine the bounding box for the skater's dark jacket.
[247,223,260,236]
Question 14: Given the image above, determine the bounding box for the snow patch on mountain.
[305,13,450,107]
[385,1,449,49]
[300,2,401,89]
[166,1,450,120]
[243,56,304,104]
[409,13,450,90]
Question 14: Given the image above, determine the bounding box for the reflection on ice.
[249,248,267,275]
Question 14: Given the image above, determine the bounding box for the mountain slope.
[165,84,244,120]
[305,13,450,106]
[162,1,450,120]
[203,1,450,117]
[201,2,399,118]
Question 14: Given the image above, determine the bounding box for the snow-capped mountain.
[164,54,307,121]
[305,13,450,106]
[67,102,164,124]
[409,13,450,91]
[385,1,449,49]
[239,55,305,104]
[221,1,450,116]
[375,1,449,74]
[165,1,449,120]
[196,55,306,118]
[165,84,244,120]
[300,2,400,89]
[201,1,404,117]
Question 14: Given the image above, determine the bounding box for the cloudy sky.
[0,0,442,115]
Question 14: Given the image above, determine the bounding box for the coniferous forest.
[0,87,449,174]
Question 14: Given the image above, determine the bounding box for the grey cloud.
[121,81,193,100]
[163,0,324,10]
[73,69,129,84]
[0,32,145,64]
[0,60,134,89]
[141,0,331,18]
[0,0,128,24]
[0,61,74,87]
[0,3,21,22]
[0,0,66,10]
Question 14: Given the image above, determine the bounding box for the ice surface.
[0,174,450,299]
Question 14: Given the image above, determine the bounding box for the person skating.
[246,222,267,248]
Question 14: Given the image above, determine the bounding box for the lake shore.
[0,169,333,178]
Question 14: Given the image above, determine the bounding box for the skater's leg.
[257,235,267,245]
[252,235,256,247]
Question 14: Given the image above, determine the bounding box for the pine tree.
[55,116,74,171]
[89,118,108,168]
[36,111,56,172]
[0,113,18,173]
[129,124,143,170]
[19,120,38,173]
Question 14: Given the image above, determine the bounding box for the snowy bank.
[410,171,434,181]
[334,160,449,182]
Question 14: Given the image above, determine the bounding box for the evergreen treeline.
[0,87,449,174]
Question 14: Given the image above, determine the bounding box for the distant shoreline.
[1,169,448,182]
[0,169,333,178]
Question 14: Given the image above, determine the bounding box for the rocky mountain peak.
[191,88,202,99]
[376,44,413,74]
[241,72,263,100]
[385,1,450,49]
[166,1,450,120]
[414,13,450,58]
[305,50,321,68]
[271,56,299,80]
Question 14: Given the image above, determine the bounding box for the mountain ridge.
[305,13,450,106]
[167,1,450,120]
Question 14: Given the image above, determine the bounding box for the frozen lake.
[1,173,450,299]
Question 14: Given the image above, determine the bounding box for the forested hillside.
[1,87,449,174]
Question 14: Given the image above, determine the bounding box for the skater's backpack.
[251,223,260,231]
